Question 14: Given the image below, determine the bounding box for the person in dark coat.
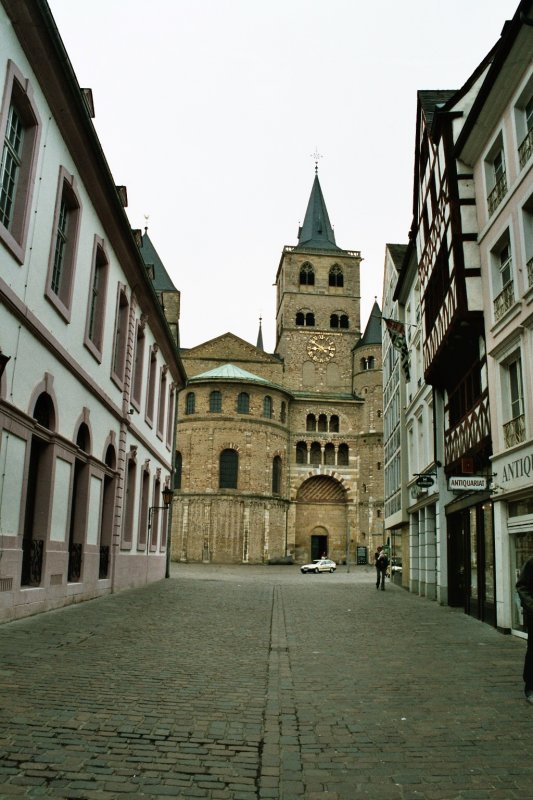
[516,555,533,704]
[375,547,388,591]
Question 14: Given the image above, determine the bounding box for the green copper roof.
[295,174,341,251]
[190,363,272,385]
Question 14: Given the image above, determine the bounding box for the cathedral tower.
[274,173,362,393]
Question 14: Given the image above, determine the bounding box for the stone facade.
[170,174,384,566]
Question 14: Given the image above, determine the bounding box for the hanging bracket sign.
[416,475,435,488]
[448,476,487,492]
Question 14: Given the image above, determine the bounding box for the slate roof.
[354,301,382,348]
[386,243,408,270]
[140,230,177,292]
[295,174,342,252]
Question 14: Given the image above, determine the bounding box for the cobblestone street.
[0,565,531,799]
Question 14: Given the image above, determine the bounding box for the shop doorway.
[447,502,495,626]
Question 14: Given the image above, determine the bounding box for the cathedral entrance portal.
[295,475,348,564]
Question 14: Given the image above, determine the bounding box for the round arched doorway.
[294,475,348,564]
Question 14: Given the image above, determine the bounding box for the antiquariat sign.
[448,476,487,492]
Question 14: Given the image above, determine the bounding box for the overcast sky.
[47,0,519,352]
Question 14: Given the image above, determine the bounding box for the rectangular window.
[45,168,81,319]
[157,366,167,438]
[111,285,129,387]
[0,61,41,263]
[517,92,533,169]
[503,354,525,449]
[146,347,157,424]
[486,141,508,216]
[131,322,145,409]
[491,234,514,322]
[166,385,175,448]
[84,236,109,360]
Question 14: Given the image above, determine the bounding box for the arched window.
[339,315,349,329]
[280,401,287,423]
[33,392,55,430]
[185,391,195,415]
[272,456,282,495]
[174,451,182,490]
[318,414,327,432]
[330,313,339,329]
[360,358,367,371]
[263,395,272,418]
[219,449,238,489]
[324,443,335,465]
[296,441,307,464]
[368,356,375,369]
[237,392,250,414]
[295,311,305,326]
[329,265,343,287]
[310,442,321,465]
[330,415,339,432]
[209,390,222,413]
[306,413,316,431]
[76,423,90,453]
[338,443,349,466]
[305,312,315,327]
[377,509,382,518]
[299,262,314,285]
[377,410,382,418]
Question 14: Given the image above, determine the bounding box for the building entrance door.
[311,534,328,561]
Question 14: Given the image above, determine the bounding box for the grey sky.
[47,0,519,351]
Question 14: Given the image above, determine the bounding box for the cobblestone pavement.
[0,564,532,800]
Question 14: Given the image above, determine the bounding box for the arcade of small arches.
[296,440,350,466]
[306,413,339,432]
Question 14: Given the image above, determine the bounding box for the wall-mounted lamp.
[147,486,174,548]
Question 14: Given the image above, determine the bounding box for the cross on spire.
[311,147,322,174]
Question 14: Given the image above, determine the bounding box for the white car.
[300,558,336,574]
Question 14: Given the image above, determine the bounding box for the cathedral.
[169,172,384,565]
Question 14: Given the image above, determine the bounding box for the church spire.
[256,317,264,351]
[296,172,341,251]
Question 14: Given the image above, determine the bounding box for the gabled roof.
[295,174,342,252]
[140,231,177,293]
[354,301,382,349]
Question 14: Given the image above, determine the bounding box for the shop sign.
[416,475,435,488]
[448,476,487,491]
[500,451,533,485]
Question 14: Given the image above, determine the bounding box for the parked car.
[301,558,337,574]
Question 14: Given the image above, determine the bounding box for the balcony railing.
[519,128,533,170]
[487,172,508,216]
[493,280,514,321]
[528,256,533,289]
[99,545,110,579]
[21,538,44,587]
[68,542,83,582]
[503,414,525,448]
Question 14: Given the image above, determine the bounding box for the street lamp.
[147,485,174,548]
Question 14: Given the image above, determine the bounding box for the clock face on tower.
[307,334,336,363]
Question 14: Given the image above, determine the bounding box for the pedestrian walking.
[516,555,533,704]
[375,546,388,591]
